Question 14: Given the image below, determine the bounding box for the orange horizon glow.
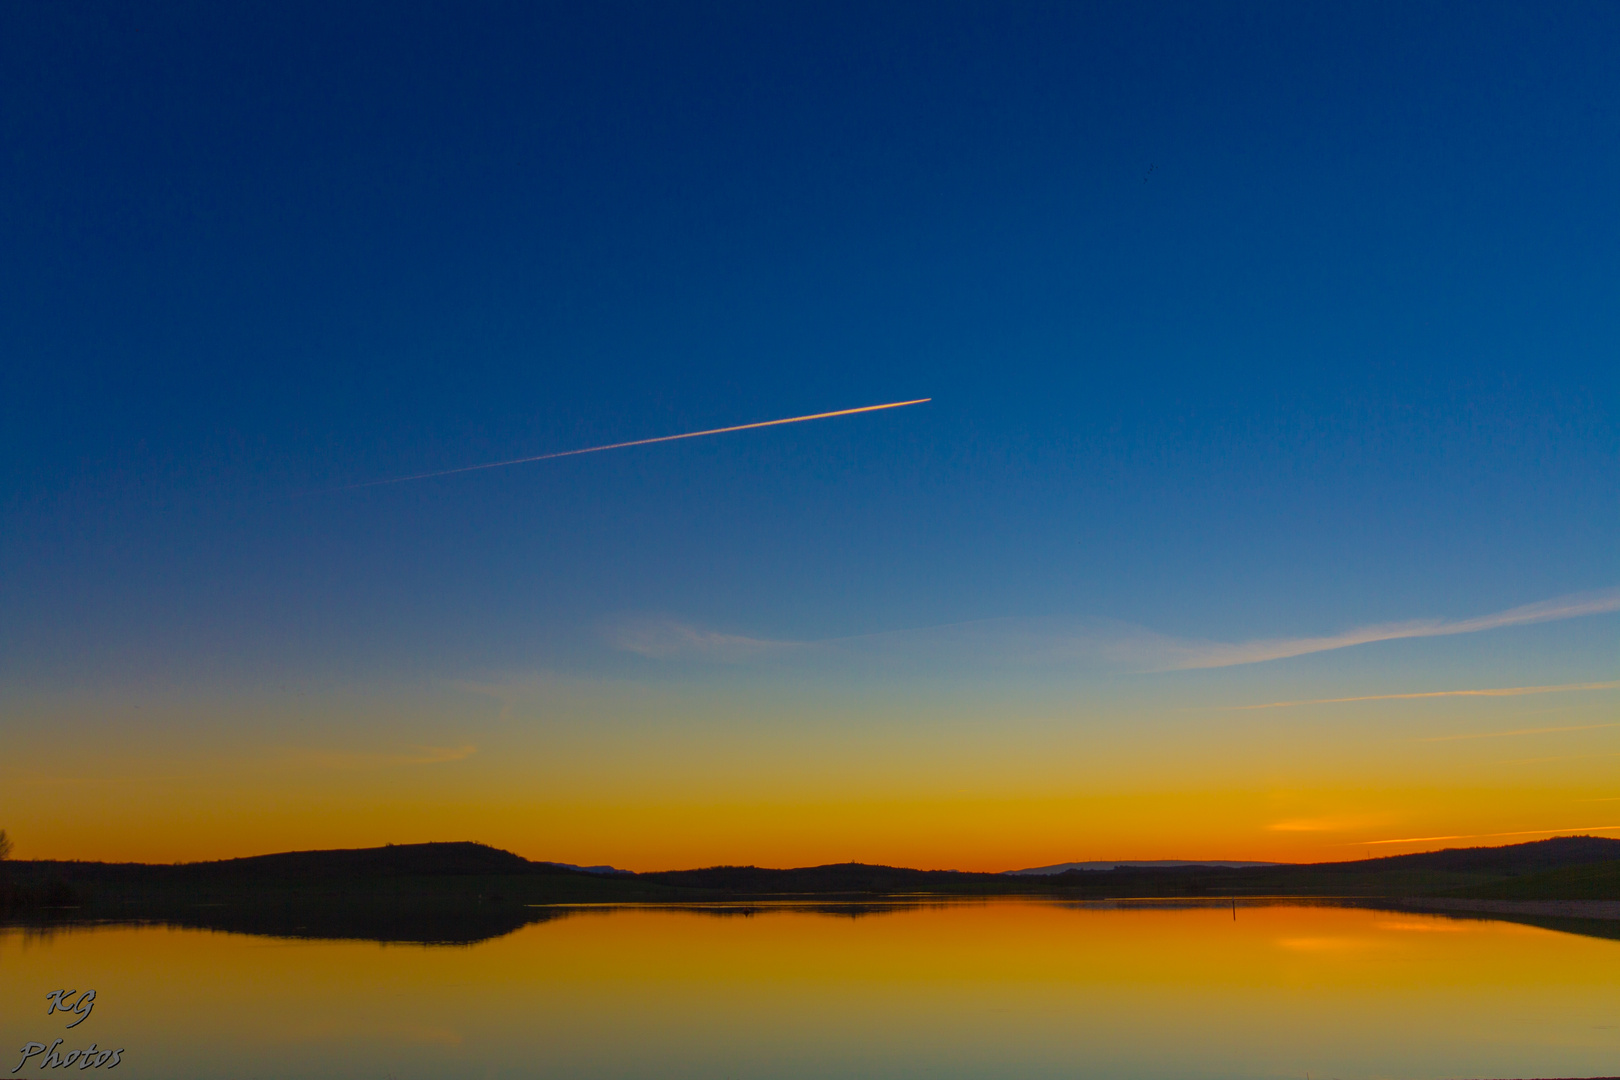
[7,800,1618,871]
[5,657,1616,869]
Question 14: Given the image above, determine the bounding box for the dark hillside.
[6,842,575,890]
[1032,837,1620,898]
[1306,835,1620,876]
[176,841,540,879]
[634,838,1620,897]
[7,836,1618,933]
[1444,859,1620,901]
[0,842,709,935]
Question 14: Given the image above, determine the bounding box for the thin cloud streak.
[349,398,931,488]
[604,618,790,662]
[1230,680,1620,710]
[604,588,1620,675]
[1268,815,1388,833]
[1160,588,1620,669]
[1493,750,1620,766]
[1419,721,1620,743]
[1360,824,1620,846]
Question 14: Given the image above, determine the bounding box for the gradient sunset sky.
[2,1,1616,869]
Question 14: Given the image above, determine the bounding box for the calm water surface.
[3,900,1617,1079]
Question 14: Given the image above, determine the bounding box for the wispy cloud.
[1419,722,1620,743]
[1155,588,1620,670]
[1268,815,1389,833]
[1493,750,1620,766]
[1231,680,1620,710]
[603,587,1620,675]
[602,618,791,662]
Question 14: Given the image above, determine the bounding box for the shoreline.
[1390,897,1620,921]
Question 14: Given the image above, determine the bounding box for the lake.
[3,900,1617,1079]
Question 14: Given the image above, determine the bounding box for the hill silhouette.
[0,841,700,943]
[1299,835,1620,875]
[5,835,1617,944]
[172,840,539,878]
[638,836,1620,897]
[1444,858,1620,902]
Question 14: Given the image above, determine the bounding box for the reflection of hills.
[122,902,578,946]
[638,836,1620,900]
[1356,899,1620,945]
[622,900,958,920]
[123,900,955,943]
[0,902,570,947]
[4,836,1617,945]
[0,842,697,945]
[0,899,957,946]
[8,895,1620,948]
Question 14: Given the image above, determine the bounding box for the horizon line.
[12,830,1618,869]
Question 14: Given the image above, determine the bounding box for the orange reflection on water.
[2,901,1617,1079]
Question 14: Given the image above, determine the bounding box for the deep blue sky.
[3,0,1617,691]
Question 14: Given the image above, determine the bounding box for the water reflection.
[9,894,1618,947]
[3,900,1617,1079]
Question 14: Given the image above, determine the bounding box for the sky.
[1,0,1616,869]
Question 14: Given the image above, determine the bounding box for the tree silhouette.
[0,829,11,860]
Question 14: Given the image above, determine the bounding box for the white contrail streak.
[1358,824,1620,846]
[348,398,931,489]
[1227,680,1620,710]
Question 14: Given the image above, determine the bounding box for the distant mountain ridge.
[7,841,628,883]
[9,835,1617,896]
[1305,834,1620,874]
[540,861,633,876]
[11,835,1618,882]
[1012,837,1620,878]
[5,836,1617,947]
[1008,860,1284,875]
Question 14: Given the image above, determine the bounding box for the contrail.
[1227,680,1620,710]
[348,398,931,489]
[1358,824,1620,846]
